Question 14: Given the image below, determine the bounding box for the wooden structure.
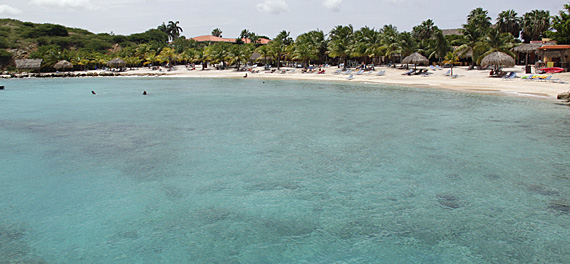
[15,59,43,73]
[537,45,570,70]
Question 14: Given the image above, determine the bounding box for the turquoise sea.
[1,77,570,263]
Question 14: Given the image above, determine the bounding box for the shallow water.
[1,77,570,263]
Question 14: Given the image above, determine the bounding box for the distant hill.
[0,18,168,59]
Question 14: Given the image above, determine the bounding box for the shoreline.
[5,65,570,100]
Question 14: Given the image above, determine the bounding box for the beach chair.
[332,69,341,75]
[538,75,552,82]
[402,69,415,75]
[436,65,443,70]
[344,70,352,75]
[347,74,354,80]
[375,70,385,76]
[502,72,516,80]
[450,74,458,79]
[443,70,451,76]
[356,70,365,75]
[430,65,436,71]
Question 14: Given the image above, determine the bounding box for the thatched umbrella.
[402,52,429,69]
[107,58,126,68]
[54,60,73,71]
[480,51,515,70]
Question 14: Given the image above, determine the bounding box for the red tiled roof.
[191,35,235,42]
[191,35,271,44]
[538,45,570,50]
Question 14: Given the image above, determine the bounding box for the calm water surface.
[1,77,570,263]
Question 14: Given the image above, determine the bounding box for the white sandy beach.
[110,65,570,99]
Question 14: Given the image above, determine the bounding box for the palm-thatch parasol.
[107,58,126,68]
[54,60,73,71]
[480,51,515,70]
[402,52,429,69]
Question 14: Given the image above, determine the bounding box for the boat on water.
[539,67,564,74]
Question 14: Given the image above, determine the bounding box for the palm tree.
[327,25,354,66]
[228,44,254,70]
[496,10,521,38]
[269,39,288,69]
[255,45,272,66]
[456,23,487,68]
[443,51,460,76]
[380,25,400,64]
[476,29,516,65]
[467,7,492,31]
[521,10,551,42]
[427,30,451,64]
[211,28,223,37]
[549,3,570,44]
[157,47,177,66]
[166,21,183,41]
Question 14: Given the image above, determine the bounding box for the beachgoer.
[244,73,248,78]
[92,91,96,95]
[143,91,147,95]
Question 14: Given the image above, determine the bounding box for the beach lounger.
[450,74,458,78]
[538,75,552,82]
[344,70,352,75]
[402,69,415,75]
[347,74,354,80]
[443,70,451,76]
[356,70,365,75]
[436,65,443,70]
[332,69,341,75]
[502,72,516,80]
[430,65,436,71]
[375,70,385,76]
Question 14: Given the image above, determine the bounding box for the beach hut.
[480,51,515,71]
[15,59,43,73]
[513,43,541,65]
[54,60,73,71]
[402,52,428,69]
[107,58,126,70]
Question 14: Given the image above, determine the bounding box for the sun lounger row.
[522,75,568,83]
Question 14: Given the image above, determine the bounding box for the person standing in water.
[92,91,96,95]
[143,91,147,95]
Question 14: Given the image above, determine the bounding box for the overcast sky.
[0,0,566,39]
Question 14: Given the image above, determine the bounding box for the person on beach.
[92,91,96,95]
[244,73,248,78]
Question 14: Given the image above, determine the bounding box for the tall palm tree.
[255,45,272,66]
[496,10,521,38]
[211,28,223,37]
[456,23,486,68]
[427,30,451,64]
[380,25,400,64]
[228,44,254,70]
[327,25,354,66]
[166,21,183,41]
[521,10,551,42]
[466,7,492,36]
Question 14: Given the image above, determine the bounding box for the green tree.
[496,10,521,38]
[476,29,516,65]
[521,10,551,42]
[255,44,272,66]
[549,3,570,44]
[211,28,223,37]
[166,21,183,41]
[427,30,451,64]
[327,25,354,65]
